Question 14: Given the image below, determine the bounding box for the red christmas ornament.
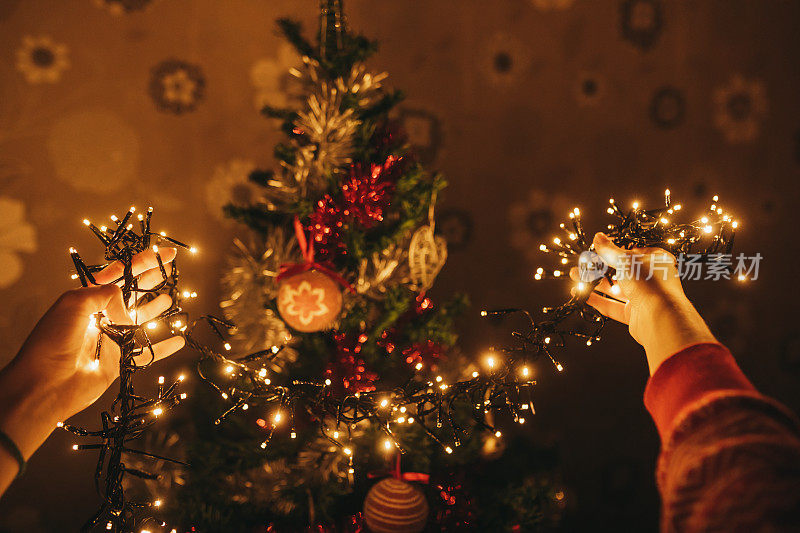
[403,340,446,371]
[277,269,343,332]
[341,155,399,228]
[363,478,429,533]
[433,475,475,530]
[307,155,404,261]
[307,193,347,262]
[326,333,378,394]
[276,217,354,332]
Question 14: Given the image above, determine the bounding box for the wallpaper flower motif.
[250,43,301,111]
[437,209,473,251]
[205,158,259,221]
[0,197,36,290]
[149,59,206,114]
[509,189,572,266]
[399,108,442,164]
[620,0,663,50]
[713,75,768,144]
[649,86,686,129]
[574,72,606,106]
[481,33,531,87]
[15,36,70,84]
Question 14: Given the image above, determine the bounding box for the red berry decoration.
[277,269,343,332]
[363,478,429,533]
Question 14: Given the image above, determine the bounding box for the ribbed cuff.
[644,342,755,443]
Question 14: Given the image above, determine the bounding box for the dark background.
[1,0,799,531]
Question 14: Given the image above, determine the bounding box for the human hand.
[0,248,185,460]
[572,233,717,375]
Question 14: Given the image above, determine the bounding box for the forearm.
[642,296,718,376]
[0,359,62,496]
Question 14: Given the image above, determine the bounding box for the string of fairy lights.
[482,189,739,372]
[61,207,195,533]
[189,316,535,470]
[56,191,740,532]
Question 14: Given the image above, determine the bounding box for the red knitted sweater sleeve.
[643,343,800,532]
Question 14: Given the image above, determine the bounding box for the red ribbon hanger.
[276,216,356,293]
[367,451,430,484]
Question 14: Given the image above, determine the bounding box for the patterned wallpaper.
[1,0,799,531]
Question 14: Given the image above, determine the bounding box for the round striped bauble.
[363,478,429,533]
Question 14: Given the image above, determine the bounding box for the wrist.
[0,360,62,459]
[642,296,717,375]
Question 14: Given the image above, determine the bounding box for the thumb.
[79,285,129,325]
[592,232,628,270]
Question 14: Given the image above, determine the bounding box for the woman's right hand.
[573,232,718,375]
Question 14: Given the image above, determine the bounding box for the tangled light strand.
[61,207,195,532]
[191,316,537,468]
[483,189,739,371]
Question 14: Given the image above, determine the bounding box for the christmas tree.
[147,3,564,531]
